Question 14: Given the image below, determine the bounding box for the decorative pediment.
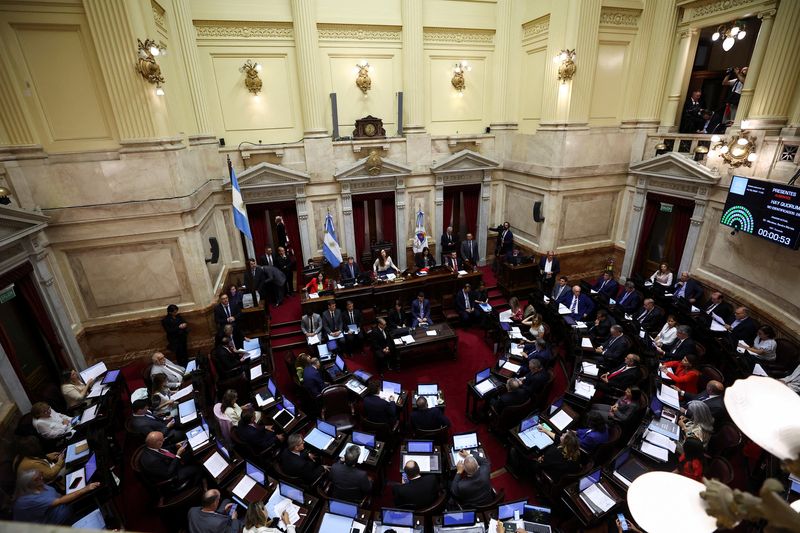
[228,162,310,203]
[334,153,412,182]
[0,204,48,250]
[629,152,719,184]
[430,149,500,174]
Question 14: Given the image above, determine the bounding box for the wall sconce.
[355,60,371,95]
[555,49,576,83]
[712,21,747,51]
[0,186,10,205]
[451,61,471,97]
[711,131,757,167]
[655,143,669,156]
[693,144,709,162]
[239,60,263,95]
[136,38,166,96]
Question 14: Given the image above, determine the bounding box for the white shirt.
[373,256,398,273]
[150,360,186,388]
[655,323,677,346]
[544,259,553,273]
[243,525,295,533]
[33,410,72,439]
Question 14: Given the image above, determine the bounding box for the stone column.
[746,0,800,128]
[621,179,647,279]
[660,29,697,129]
[0,342,30,412]
[395,181,407,270]
[295,189,313,262]
[679,198,706,274]
[340,185,355,258]
[172,0,214,138]
[732,9,776,127]
[0,55,36,145]
[636,0,677,123]
[490,0,517,129]
[289,0,327,137]
[477,172,492,265]
[621,0,657,125]
[401,0,425,133]
[789,74,800,130]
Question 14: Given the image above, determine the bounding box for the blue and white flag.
[322,212,342,267]
[412,208,426,253]
[229,160,252,240]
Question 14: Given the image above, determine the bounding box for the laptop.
[71,508,106,528]
[319,499,359,533]
[216,440,231,461]
[279,481,305,504]
[340,430,377,464]
[101,369,120,384]
[187,424,210,450]
[474,368,499,397]
[66,453,97,494]
[404,439,438,472]
[245,461,266,485]
[520,505,553,533]
[417,383,439,407]
[518,415,553,450]
[256,379,279,408]
[273,400,296,428]
[353,369,372,382]
[382,508,415,529]
[612,449,649,487]
[379,380,402,402]
[328,355,347,379]
[178,398,197,424]
[443,510,476,527]
[450,432,480,465]
[318,342,332,363]
[304,419,337,450]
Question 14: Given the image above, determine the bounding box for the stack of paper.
[558,304,571,315]
[501,361,521,374]
[457,270,468,276]
[250,366,263,380]
[307,334,320,345]
[643,429,677,452]
[581,337,594,349]
[574,380,596,399]
[475,380,496,396]
[582,483,616,512]
[581,361,599,376]
[86,383,108,399]
[400,334,415,344]
[345,379,367,394]
[172,385,193,401]
[752,364,768,377]
[640,441,669,461]
[510,344,524,356]
[656,384,681,409]
[393,338,404,346]
[233,475,256,500]
[425,330,438,336]
[549,409,573,431]
[575,321,587,328]
[274,499,301,524]
[499,310,513,323]
[203,452,228,478]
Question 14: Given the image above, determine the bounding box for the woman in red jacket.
[661,353,701,394]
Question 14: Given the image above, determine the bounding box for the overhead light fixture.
[239,60,263,95]
[451,61,471,96]
[355,60,371,95]
[712,21,747,52]
[555,49,576,83]
[712,131,757,167]
[136,38,166,91]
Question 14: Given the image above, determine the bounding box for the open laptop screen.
[498,499,526,520]
[317,419,337,438]
[443,511,475,526]
[579,469,602,491]
[279,482,304,504]
[407,440,433,453]
[382,380,402,395]
[382,508,413,527]
[475,368,492,383]
[452,432,478,450]
[329,499,358,518]
[352,431,375,449]
[417,383,438,396]
[245,462,265,485]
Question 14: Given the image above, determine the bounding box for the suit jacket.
[577,427,609,453]
[214,301,242,332]
[565,293,595,319]
[411,299,431,325]
[704,301,733,324]
[213,345,241,376]
[551,284,570,305]
[539,256,561,277]
[450,455,493,507]
[343,309,363,332]
[593,277,619,298]
[440,232,457,255]
[262,265,286,287]
[684,392,727,423]
[279,449,323,485]
[493,387,529,411]
[730,317,758,344]
[139,447,181,481]
[522,369,549,393]
[589,316,615,343]
[599,335,630,368]
[635,306,664,332]
[258,253,277,267]
[454,290,475,313]
[444,255,461,272]
[673,279,703,302]
[236,423,278,450]
[301,313,323,336]
[370,327,392,352]
[275,253,294,275]
[363,394,398,424]
[617,290,641,313]
[411,407,450,430]
[393,474,440,509]
[322,309,344,336]
[161,314,187,350]
[606,365,641,390]
[302,366,326,397]
[330,461,371,502]
[340,262,361,282]
[415,254,436,268]
[460,239,479,264]
[130,413,168,435]
[243,266,267,299]
[663,338,696,362]
[498,229,513,255]
[387,310,409,331]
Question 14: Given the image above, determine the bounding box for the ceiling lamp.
[711,21,747,52]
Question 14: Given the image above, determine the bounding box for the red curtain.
[352,200,366,259]
[633,197,659,276]
[246,204,267,260]
[670,204,693,270]
[381,196,396,247]
[16,270,69,369]
[442,191,454,233]
[461,186,480,235]
[269,203,303,288]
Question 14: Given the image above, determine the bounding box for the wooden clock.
[353,115,385,139]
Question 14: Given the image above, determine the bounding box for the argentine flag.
[412,208,426,253]
[229,160,252,240]
[323,212,342,267]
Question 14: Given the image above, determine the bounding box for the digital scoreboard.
[720,176,800,250]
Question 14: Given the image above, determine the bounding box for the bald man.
[450,450,493,508]
[139,431,201,492]
[187,489,241,533]
[392,460,440,509]
[678,380,727,424]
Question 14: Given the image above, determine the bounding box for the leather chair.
[698,365,725,391]
[765,339,799,376]
[321,384,356,432]
[411,425,450,446]
[271,457,324,491]
[360,418,400,452]
[708,423,742,457]
[532,370,555,410]
[452,487,505,512]
[231,426,277,469]
[706,456,734,484]
[538,459,595,503]
[315,478,371,508]
[490,398,535,436]
[213,403,234,447]
[283,350,301,388]
[441,294,459,324]
[593,422,622,465]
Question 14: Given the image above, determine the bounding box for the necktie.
[677,284,686,297]
[707,303,717,313]
[225,305,230,317]
[673,339,683,353]
[350,265,354,277]
[639,309,649,321]
[571,297,578,313]
[620,291,629,303]
[159,449,177,459]
[251,268,256,277]
[465,293,470,310]
[609,366,626,378]
[350,311,354,323]
[470,241,473,254]
[330,311,334,321]
[268,256,272,265]
[600,280,607,290]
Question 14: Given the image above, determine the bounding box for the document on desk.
[80,404,99,424]
[543,295,551,304]
[549,409,573,431]
[558,303,571,315]
[250,365,263,380]
[346,379,367,394]
[501,360,521,374]
[581,361,599,377]
[479,303,492,312]
[690,305,701,313]
[329,332,344,340]
[648,418,680,440]
[86,383,108,398]
[339,444,369,464]
[640,441,669,462]
[582,483,615,512]
[657,384,681,409]
[203,451,228,478]
[510,344,524,356]
[243,338,261,357]
[320,513,355,533]
[499,310,513,323]
[393,338,403,346]
[274,498,301,524]
[386,273,396,280]
[520,428,553,450]
[308,292,319,299]
[232,475,256,500]
[187,427,209,450]
[172,385,193,401]
[400,335,416,344]
[405,454,431,472]
[643,429,677,452]
[709,313,727,332]
[425,330,438,336]
[475,379,496,396]
[458,270,468,276]
[575,321,587,329]
[752,363,768,376]
[307,334,320,345]
[66,440,90,463]
[659,369,671,380]
[574,380,596,399]
[581,337,594,349]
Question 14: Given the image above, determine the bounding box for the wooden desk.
[399,443,444,475]
[445,446,488,471]
[264,477,320,533]
[312,502,371,533]
[561,473,624,527]
[371,511,425,533]
[465,377,502,423]
[261,404,309,436]
[239,305,268,337]
[334,435,389,488]
[394,323,458,369]
[224,469,270,505]
[498,261,538,297]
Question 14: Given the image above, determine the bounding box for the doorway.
[246,202,303,291]
[633,194,694,277]
[352,192,396,268]
[442,184,481,239]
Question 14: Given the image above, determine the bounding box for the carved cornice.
[683,0,761,23]
[317,24,401,42]
[599,8,641,27]
[521,16,549,40]
[194,21,294,40]
[151,1,166,32]
[423,27,494,45]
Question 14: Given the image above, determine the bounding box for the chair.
[539,460,595,503]
[533,370,555,410]
[283,350,301,388]
[706,456,734,484]
[213,403,234,446]
[698,365,724,391]
[411,425,450,446]
[320,384,356,432]
[593,422,622,465]
[708,423,743,457]
[315,478,371,508]
[124,418,146,449]
[141,364,154,394]
[491,397,535,435]
[441,294,459,324]
[695,342,707,360]
[231,426,278,469]
[764,339,800,375]
[360,418,400,451]
[474,488,505,513]
[271,457,324,491]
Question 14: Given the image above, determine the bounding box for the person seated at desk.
[594,325,629,370]
[440,226,458,262]
[617,281,641,313]
[552,276,571,305]
[393,460,440,509]
[322,300,344,346]
[661,355,701,394]
[415,247,436,269]
[444,251,462,273]
[725,306,759,345]
[221,389,257,426]
[450,451,493,508]
[598,354,642,392]
[280,433,325,485]
[649,262,673,290]
[703,291,733,324]
[227,284,244,310]
[654,315,678,351]
[301,310,323,340]
[244,503,294,533]
[363,379,398,425]
[521,359,549,394]
[455,284,478,326]
[13,436,65,488]
[533,430,582,479]
[373,249,399,276]
[140,431,201,492]
[521,338,552,366]
[220,324,243,351]
[576,412,609,452]
[505,247,525,266]
[13,469,99,525]
[676,380,726,423]
[588,309,615,344]
[589,387,643,424]
[304,271,325,294]
[187,489,241,533]
[566,285,594,321]
[151,351,186,389]
[539,250,560,295]
[521,311,545,340]
[508,296,524,322]
[490,378,528,412]
[460,233,480,266]
[236,409,281,450]
[592,271,618,298]
[672,271,703,303]
[340,256,361,283]
[31,402,72,440]
[60,369,94,410]
[387,300,410,332]
[411,396,450,430]
[678,401,714,450]
[342,300,364,356]
[411,292,432,328]
[213,337,244,377]
[150,373,177,418]
[302,357,327,398]
[674,437,705,482]
[130,399,184,443]
[330,445,372,503]
[656,325,696,362]
[634,298,663,333]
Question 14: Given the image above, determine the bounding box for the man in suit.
[330,445,372,502]
[673,271,703,304]
[490,378,528,412]
[635,298,663,332]
[588,308,615,344]
[150,351,186,389]
[460,233,479,266]
[140,431,201,491]
[594,325,629,370]
[280,433,325,485]
[130,400,184,443]
[440,226,458,263]
[617,281,641,313]
[340,256,361,284]
[236,409,281,450]
[393,460,440,509]
[411,292,432,328]
[259,246,276,267]
[213,336,243,376]
[454,284,478,326]
[187,489,241,533]
[161,304,189,366]
[262,264,287,307]
[497,221,513,256]
[243,258,267,305]
[450,452,493,508]
[592,272,619,298]
[521,359,548,394]
[521,338,552,367]
[551,276,571,305]
[704,291,734,324]
[444,251,461,273]
[725,306,758,344]
[214,293,242,338]
[370,319,395,373]
[658,325,696,362]
[539,250,560,295]
[275,246,295,296]
[598,354,642,392]
[411,396,451,430]
[322,300,344,348]
[302,357,327,397]
[301,310,323,340]
[567,285,594,321]
[680,89,704,133]
[363,379,398,424]
[678,380,727,425]
[342,300,364,356]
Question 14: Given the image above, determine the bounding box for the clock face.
[364,123,376,136]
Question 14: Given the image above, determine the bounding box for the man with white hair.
[150,351,185,389]
[450,450,493,508]
[187,489,240,533]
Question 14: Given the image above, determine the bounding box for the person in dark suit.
[617,281,641,313]
[454,284,478,326]
[460,233,479,266]
[362,380,398,424]
[415,247,436,269]
[703,292,734,324]
[339,257,361,283]
[275,246,295,296]
[213,337,242,377]
[673,271,703,304]
[566,285,594,320]
[657,326,696,362]
[321,301,344,348]
[680,89,704,133]
[187,490,241,533]
[551,276,571,305]
[588,309,616,344]
[411,292,432,328]
[594,325,630,370]
[393,460,440,509]
[243,258,267,306]
[539,250,560,295]
[387,301,409,333]
[236,409,281,450]
[411,396,451,430]
[214,293,242,339]
[725,307,758,345]
[680,380,727,426]
[444,251,461,273]
[490,378,528,412]
[262,265,287,307]
[258,246,276,267]
[592,272,619,298]
[370,319,395,373]
[597,354,643,392]
[302,358,326,397]
[279,434,324,485]
[130,400,177,440]
[440,226,457,263]
[497,221,513,256]
[521,359,549,394]
[139,431,201,491]
[505,248,524,265]
[342,300,364,356]
[521,338,552,366]
[161,304,189,366]
[450,452,493,508]
[275,216,289,248]
[635,298,663,332]
[330,445,372,502]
